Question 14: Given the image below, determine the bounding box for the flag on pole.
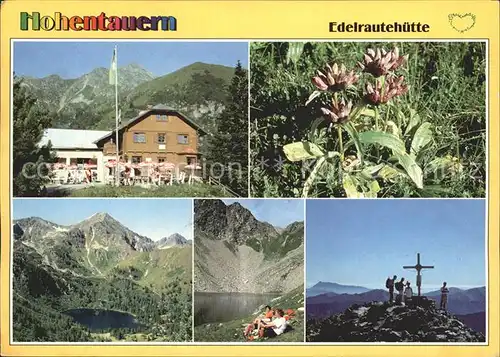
[109,48,117,85]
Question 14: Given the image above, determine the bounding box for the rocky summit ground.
[307,297,485,342]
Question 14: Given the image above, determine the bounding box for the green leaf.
[420,185,453,197]
[366,180,381,198]
[343,174,363,198]
[426,156,463,179]
[360,108,376,117]
[327,151,341,159]
[302,156,326,197]
[283,141,324,162]
[385,120,401,138]
[379,75,386,87]
[361,163,385,179]
[307,117,325,141]
[410,122,433,158]
[344,122,363,164]
[378,165,404,181]
[396,152,424,189]
[286,42,305,65]
[305,90,321,106]
[404,109,421,136]
[358,131,406,154]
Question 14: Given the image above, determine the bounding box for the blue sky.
[14,41,248,78]
[306,199,486,291]
[13,199,192,241]
[222,199,304,228]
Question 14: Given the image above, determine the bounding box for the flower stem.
[337,124,344,161]
[302,156,326,198]
[374,107,380,158]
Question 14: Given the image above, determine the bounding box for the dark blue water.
[194,292,280,325]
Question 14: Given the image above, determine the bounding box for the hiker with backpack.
[385,275,397,302]
[440,282,449,310]
[394,278,405,304]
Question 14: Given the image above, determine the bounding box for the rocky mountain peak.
[194,199,278,244]
[226,202,258,227]
[78,212,125,231]
[84,212,115,223]
[13,217,64,236]
[194,199,229,237]
[156,233,189,249]
[87,67,107,77]
[126,62,142,68]
[307,296,485,342]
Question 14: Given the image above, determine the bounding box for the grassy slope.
[130,62,235,107]
[116,246,192,293]
[81,62,234,129]
[194,285,305,342]
[262,221,304,260]
[67,183,230,197]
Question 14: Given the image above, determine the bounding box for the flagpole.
[114,45,120,186]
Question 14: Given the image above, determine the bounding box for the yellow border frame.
[1,1,499,356]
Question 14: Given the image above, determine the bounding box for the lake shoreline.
[194,291,282,326]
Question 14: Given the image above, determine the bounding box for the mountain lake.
[194,292,281,325]
[63,308,143,331]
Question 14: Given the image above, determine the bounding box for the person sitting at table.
[150,167,159,185]
[129,167,135,185]
[85,168,92,183]
[122,166,131,185]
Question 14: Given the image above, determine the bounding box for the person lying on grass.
[258,308,288,338]
[244,305,274,337]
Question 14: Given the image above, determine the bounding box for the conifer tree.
[12,77,54,196]
[206,61,248,196]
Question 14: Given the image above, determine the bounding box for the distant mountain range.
[194,199,304,293]
[307,281,370,296]
[306,282,486,335]
[18,62,238,131]
[307,282,485,318]
[424,287,486,315]
[12,212,192,342]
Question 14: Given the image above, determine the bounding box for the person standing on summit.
[440,282,449,310]
[394,278,405,304]
[385,275,397,302]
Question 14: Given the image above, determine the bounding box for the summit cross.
[403,253,434,296]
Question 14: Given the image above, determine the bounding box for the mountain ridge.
[156,233,190,249]
[194,199,304,293]
[307,281,371,296]
[13,213,189,276]
[19,61,238,131]
[306,285,486,335]
[12,212,193,341]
